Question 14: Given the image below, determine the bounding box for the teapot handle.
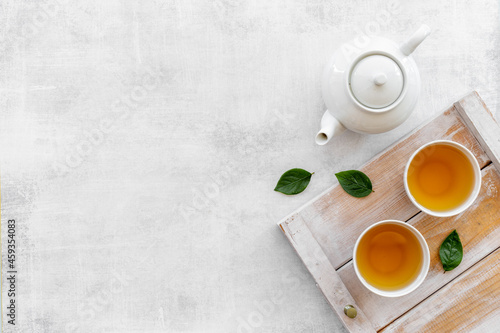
[400,25,431,56]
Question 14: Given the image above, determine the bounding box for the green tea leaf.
[335,170,373,198]
[439,230,463,271]
[274,168,313,195]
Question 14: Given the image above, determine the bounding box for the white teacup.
[404,140,481,217]
[353,220,430,297]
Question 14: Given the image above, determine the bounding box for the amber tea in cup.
[404,140,481,217]
[353,220,430,297]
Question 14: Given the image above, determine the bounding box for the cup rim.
[353,220,430,298]
[403,140,481,217]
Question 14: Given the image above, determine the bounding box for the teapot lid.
[349,55,404,109]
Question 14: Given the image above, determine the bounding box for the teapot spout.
[400,25,431,56]
[315,110,346,145]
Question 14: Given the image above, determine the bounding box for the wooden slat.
[337,164,500,330]
[455,91,500,171]
[382,248,500,333]
[281,105,490,270]
[280,214,376,332]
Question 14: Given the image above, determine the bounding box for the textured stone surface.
[0,1,498,332]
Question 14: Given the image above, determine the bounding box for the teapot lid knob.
[374,73,387,86]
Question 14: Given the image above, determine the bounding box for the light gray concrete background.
[1,0,499,332]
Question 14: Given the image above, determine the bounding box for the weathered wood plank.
[382,248,500,333]
[337,164,500,331]
[281,105,490,270]
[279,214,375,332]
[455,91,500,171]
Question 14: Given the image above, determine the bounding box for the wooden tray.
[278,92,500,332]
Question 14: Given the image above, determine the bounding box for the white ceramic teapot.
[316,25,431,145]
